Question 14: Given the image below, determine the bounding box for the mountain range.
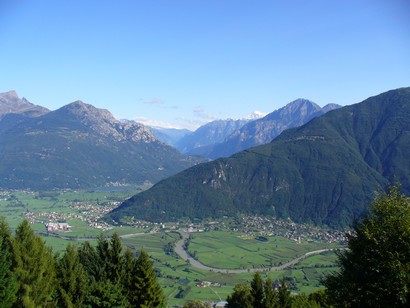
[0,90,49,119]
[0,91,339,191]
[186,99,340,159]
[175,119,251,155]
[0,92,199,190]
[146,126,192,148]
[107,87,410,228]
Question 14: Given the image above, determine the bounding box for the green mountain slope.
[107,88,410,228]
[0,100,198,190]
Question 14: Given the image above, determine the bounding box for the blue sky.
[1,0,409,130]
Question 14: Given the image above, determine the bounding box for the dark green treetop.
[129,250,165,308]
[226,282,253,308]
[251,272,265,308]
[13,219,57,307]
[56,244,87,307]
[0,217,17,308]
[324,185,410,307]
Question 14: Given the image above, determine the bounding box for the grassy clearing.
[295,251,339,268]
[187,231,338,270]
[41,235,93,253]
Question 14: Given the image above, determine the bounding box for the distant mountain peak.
[63,100,105,112]
[244,110,267,120]
[189,98,341,159]
[1,90,18,98]
[0,90,49,117]
[54,100,158,143]
[59,100,116,121]
[282,98,320,111]
[322,103,342,112]
[176,118,251,154]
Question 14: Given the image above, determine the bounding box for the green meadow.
[186,231,339,270]
[118,231,341,305]
[0,190,343,306]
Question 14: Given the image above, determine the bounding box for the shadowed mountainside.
[0,97,199,189]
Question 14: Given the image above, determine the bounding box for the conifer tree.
[263,277,278,308]
[129,250,165,307]
[122,248,136,302]
[324,185,410,306]
[251,272,264,308]
[226,282,253,308]
[107,232,124,283]
[96,234,110,280]
[79,238,130,307]
[0,217,17,308]
[277,278,292,308]
[78,241,104,282]
[13,219,56,307]
[307,289,330,307]
[56,244,87,307]
[226,275,294,308]
[84,279,129,308]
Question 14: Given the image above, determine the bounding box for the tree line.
[0,218,165,307]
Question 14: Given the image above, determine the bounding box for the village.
[1,189,347,244]
[24,199,118,232]
[124,215,348,244]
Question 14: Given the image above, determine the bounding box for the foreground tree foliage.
[226,274,322,308]
[0,218,17,308]
[55,244,87,307]
[79,233,165,307]
[251,272,265,308]
[127,250,165,307]
[183,300,212,308]
[226,282,253,308]
[0,217,165,307]
[14,220,57,307]
[324,185,410,307]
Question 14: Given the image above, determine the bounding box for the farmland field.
[0,189,345,306]
[186,231,339,270]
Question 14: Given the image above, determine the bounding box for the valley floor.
[0,188,346,305]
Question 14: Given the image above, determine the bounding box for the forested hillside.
[107,87,410,228]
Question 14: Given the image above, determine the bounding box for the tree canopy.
[0,218,166,308]
[324,185,410,306]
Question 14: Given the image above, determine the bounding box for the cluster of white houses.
[44,222,72,232]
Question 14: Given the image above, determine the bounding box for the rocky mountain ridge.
[176,118,250,154]
[190,99,341,158]
[0,92,198,190]
[52,101,158,143]
[0,91,49,118]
